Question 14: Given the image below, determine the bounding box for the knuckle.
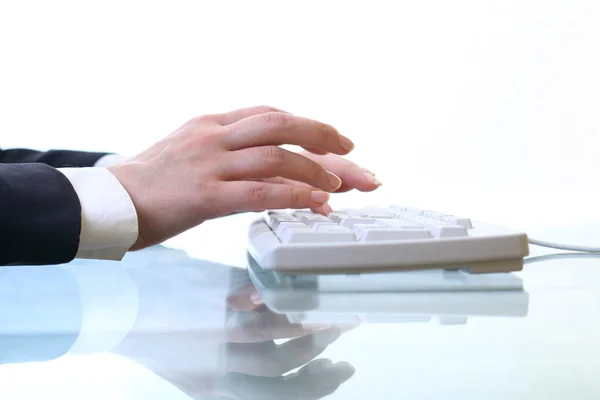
[319,121,335,141]
[191,115,211,125]
[206,181,227,216]
[309,159,327,176]
[260,146,286,164]
[263,111,289,128]
[257,105,277,114]
[248,183,270,204]
[287,187,301,206]
[202,129,223,145]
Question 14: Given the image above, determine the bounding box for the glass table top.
[1,213,600,399]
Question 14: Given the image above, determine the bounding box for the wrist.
[107,163,147,250]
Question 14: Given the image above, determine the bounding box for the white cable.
[528,238,600,253]
[525,252,600,264]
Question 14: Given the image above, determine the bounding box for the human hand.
[109,106,378,250]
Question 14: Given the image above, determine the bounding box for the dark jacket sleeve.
[0,147,109,167]
[0,163,82,266]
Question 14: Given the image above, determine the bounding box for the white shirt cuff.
[94,154,128,167]
[58,167,139,261]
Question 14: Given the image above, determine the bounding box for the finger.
[225,112,355,155]
[216,181,330,214]
[274,328,342,365]
[261,176,350,197]
[227,284,264,311]
[226,311,323,343]
[225,359,355,400]
[300,153,382,192]
[257,178,334,215]
[311,203,333,215]
[211,105,290,125]
[226,328,342,377]
[219,147,342,192]
[302,147,329,155]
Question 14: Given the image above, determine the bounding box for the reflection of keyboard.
[247,206,529,274]
[283,290,530,325]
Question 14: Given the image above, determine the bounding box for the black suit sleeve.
[0,147,109,167]
[0,163,82,266]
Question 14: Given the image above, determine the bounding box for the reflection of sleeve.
[0,261,141,364]
[64,262,139,355]
[0,266,82,364]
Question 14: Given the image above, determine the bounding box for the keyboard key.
[281,229,355,243]
[274,221,307,236]
[356,228,433,241]
[292,210,318,218]
[360,213,392,219]
[302,215,334,226]
[314,225,352,233]
[376,219,424,228]
[441,216,473,229]
[422,211,451,220]
[428,225,468,238]
[272,217,301,230]
[327,212,348,223]
[264,211,289,227]
[339,217,377,228]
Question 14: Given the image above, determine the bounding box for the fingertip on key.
[311,190,330,204]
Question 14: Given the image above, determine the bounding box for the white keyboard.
[247,205,529,274]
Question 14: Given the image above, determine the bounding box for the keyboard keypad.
[265,206,473,243]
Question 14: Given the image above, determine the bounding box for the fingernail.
[327,172,343,190]
[338,135,355,152]
[365,171,382,186]
[311,190,330,204]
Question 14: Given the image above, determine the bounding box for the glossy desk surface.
[1,213,600,399]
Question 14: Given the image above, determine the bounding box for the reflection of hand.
[112,267,354,399]
[218,358,355,400]
[222,326,346,376]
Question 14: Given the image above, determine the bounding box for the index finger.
[225,112,355,155]
[211,105,290,125]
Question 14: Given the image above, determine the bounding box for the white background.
[1,0,600,398]
[1,0,599,225]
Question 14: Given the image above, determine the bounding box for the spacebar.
[281,230,355,243]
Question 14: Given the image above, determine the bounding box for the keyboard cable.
[527,238,600,253]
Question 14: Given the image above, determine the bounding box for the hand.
[113,260,355,399]
[109,106,379,250]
